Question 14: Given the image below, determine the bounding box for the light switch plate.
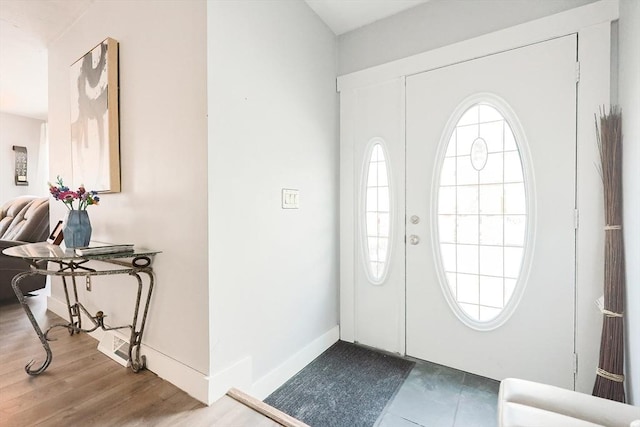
[282,188,299,209]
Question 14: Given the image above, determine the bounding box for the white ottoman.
[498,378,640,427]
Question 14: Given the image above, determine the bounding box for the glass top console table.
[3,242,161,376]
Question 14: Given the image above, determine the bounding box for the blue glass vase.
[63,210,92,248]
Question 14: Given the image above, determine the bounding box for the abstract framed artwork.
[70,37,120,193]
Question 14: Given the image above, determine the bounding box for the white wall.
[0,112,46,202]
[619,0,640,405]
[208,0,339,400]
[47,0,210,399]
[338,0,597,75]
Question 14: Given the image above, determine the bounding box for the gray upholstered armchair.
[0,196,50,301]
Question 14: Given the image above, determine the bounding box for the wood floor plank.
[0,292,304,426]
[0,354,112,409]
[89,380,192,426]
[28,370,157,427]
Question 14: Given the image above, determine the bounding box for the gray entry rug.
[264,340,415,427]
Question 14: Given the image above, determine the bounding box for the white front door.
[406,35,578,388]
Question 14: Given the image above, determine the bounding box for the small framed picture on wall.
[13,145,28,186]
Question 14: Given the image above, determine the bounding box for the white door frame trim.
[337,0,617,92]
[339,0,615,393]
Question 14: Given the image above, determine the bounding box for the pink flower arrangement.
[48,176,100,210]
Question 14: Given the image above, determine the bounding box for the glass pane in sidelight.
[363,142,392,282]
[377,187,390,212]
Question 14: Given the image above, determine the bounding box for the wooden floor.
[0,292,289,427]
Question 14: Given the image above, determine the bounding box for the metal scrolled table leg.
[61,275,74,330]
[61,275,82,335]
[128,267,154,372]
[11,270,53,375]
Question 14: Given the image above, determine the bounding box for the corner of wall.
[206,325,339,405]
[251,325,339,400]
[207,356,253,405]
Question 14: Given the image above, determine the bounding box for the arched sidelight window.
[363,140,392,284]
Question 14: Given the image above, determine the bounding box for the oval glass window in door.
[363,141,391,284]
[435,100,531,328]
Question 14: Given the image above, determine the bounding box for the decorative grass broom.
[592,106,626,403]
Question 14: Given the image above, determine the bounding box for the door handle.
[409,235,420,245]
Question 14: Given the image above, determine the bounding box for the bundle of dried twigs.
[592,106,626,403]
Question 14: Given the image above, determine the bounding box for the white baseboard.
[47,295,210,403]
[48,296,339,405]
[250,325,340,400]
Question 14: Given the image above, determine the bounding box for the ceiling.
[304,0,428,35]
[0,0,427,120]
[0,0,94,120]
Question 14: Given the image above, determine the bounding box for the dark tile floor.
[375,359,500,427]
